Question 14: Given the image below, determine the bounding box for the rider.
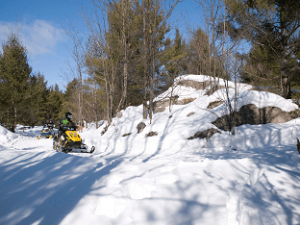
[58,112,75,145]
[46,119,55,131]
[59,112,75,131]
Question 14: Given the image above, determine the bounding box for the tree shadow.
[0,151,123,225]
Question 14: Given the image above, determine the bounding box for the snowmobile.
[53,125,95,154]
[37,125,55,140]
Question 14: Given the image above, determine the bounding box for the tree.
[226,0,300,98]
[163,28,187,79]
[20,73,48,126]
[84,0,180,123]
[65,23,86,128]
[63,78,81,122]
[186,27,210,75]
[136,0,179,120]
[46,84,65,122]
[0,35,32,131]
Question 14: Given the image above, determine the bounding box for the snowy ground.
[1,75,300,225]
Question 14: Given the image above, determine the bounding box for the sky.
[0,0,204,91]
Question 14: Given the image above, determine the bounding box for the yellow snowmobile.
[37,125,54,140]
[53,125,95,154]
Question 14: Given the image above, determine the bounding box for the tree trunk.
[142,2,149,119]
[280,26,291,99]
[117,0,128,113]
[282,74,290,99]
[13,104,17,133]
[109,62,115,122]
[103,58,111,124]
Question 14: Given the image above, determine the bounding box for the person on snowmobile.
[59,112,75,131]
[57,112,76,145]
[46,119,55,131]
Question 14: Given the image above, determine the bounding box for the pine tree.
[46,84,64,123]
[0,35,32,131]
[163,28,187,82]
[19,73,48,126]
[226,0,300,98]
[186,27,211,75]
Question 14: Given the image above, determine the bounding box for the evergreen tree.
[19,73,48,126]
[160,28,188,91]
[163,28,187,78]
[226,0,300,98]
[63,78,81,123]
[186,27,211,75]
[46,84,64,123]
[0,35,32,131]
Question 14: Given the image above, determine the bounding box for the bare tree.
[195,0,223,86]
[116,0,129,112]
[84,0,120,124]
[65,23,85,130]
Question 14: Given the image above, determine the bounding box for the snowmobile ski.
[80,146,95,153]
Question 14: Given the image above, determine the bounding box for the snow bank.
[0,126,18,146]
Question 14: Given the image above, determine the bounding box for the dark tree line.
[0,35,64,132]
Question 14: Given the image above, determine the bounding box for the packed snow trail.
[1,128,300,225]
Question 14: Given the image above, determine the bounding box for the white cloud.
[0,20,67,56]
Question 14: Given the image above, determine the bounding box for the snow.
[1,74,300,225]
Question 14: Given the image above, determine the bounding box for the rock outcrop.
[188,128,221,140]
[177,80,211,90]
[213,104,294,131]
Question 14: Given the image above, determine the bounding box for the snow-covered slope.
[95,75,298,155]
[0,75,300,225]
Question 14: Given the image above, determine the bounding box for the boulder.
[188,128,221,140]
[177,98,196,105]
[187,112,195,117]
[122,133,131,137]
[145,131,158,137]
[101,124,110,136]
[153,95,179,113]
[205,85,228,95]
[207,101,223,109]
[137,122,146,133]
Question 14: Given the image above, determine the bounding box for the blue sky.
[0,0,204,91]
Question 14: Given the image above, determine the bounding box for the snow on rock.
[96,75,298,156]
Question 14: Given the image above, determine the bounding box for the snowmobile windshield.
[61,124,77,131]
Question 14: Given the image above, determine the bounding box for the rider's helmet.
[49,119,53,123]
[65,112,72,121]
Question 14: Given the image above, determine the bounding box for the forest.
[0,0,300,132]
